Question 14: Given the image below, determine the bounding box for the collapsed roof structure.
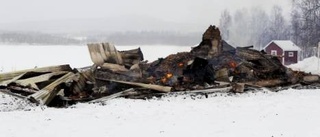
[0,25,319,107]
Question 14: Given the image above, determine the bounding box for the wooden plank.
[88,43,125,65]
[111,80,172,92]
[72,71,95,94]
[88,43,105,65]
[14,71,69,90]
[302,75,319,84]
[7,85,38,94]
[82,69,95,82]
[0,64,72,82]
[100,63,128,72]
[245,79,286,87]
[0,89,26,99]
[97,78,172,93]
[183,86,232,94]
[28,72,75,105]
[102,43,123,65]
[98,43,108,61]
[75,65,96,82]
[0,72,29,86]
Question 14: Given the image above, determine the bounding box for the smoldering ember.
[0,25,319,107]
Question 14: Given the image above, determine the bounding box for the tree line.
[219,0,320,58]
[0,31,202,46]
[86,31,201,46]
[0,32,82,45]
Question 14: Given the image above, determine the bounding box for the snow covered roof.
[263,40,302,51]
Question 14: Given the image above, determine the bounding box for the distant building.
[263,40,302,65]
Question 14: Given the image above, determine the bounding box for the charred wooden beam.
[0,89,26,99]
[70,70,95,98]
[7,85,38,95]
[236,47,264,61]
[76,66,96,82]
[184,86,232,94]
[236,47,284,71]
[191,25,222,58]
[95,69,141,85]
[119,48,144,68]
[97,78,172,93]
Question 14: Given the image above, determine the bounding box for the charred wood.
[191,25,222,58]
[96,78,172,93]
[28,72,76,105]
[119,48,144,68]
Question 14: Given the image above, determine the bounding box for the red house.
[263,40,301,65]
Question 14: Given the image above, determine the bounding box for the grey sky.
[0,0,292,32]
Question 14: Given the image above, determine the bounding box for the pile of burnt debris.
[1,25,320,107]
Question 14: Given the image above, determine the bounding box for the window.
[288,52,294,57]
[271,50,277,56]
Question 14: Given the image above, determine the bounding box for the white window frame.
[271,50,277,56]
[288,52,294,57]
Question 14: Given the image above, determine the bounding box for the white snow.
[288,56,320,75]
[1,90,320,137]
[0,45,191,72]
[1,45,320,137]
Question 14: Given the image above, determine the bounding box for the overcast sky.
[0,0,292,32]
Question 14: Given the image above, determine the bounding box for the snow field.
[1,89,320,137]
[0,45,191,72]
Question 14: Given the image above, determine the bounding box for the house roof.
[263,40,302,51]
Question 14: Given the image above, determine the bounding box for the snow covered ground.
[289,56,320,75]
[1,45,320,137]
[1,89,320,137]
[0,45,191,72]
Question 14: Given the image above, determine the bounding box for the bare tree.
[291,8,302,45]
[228,9,251,47]
[249,7,270,50]
[220,6,292,50]
[219,9,232,41]
[291,0,320,58]
[268,5,290,40]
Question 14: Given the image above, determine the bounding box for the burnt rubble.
[0,25,319,107]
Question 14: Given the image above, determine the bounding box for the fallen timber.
[1,25,320,107]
